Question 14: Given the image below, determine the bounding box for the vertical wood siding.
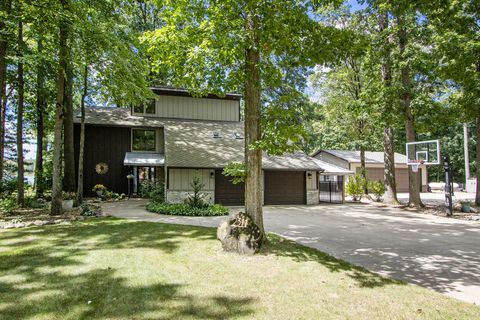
[153,95,239,121]
[168,168,215,190]
[74,124,131,196]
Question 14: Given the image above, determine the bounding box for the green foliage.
[140,181,164,203]
[222,162,246,185]
[0,196,17,215]
[184,176,207,208]
[0,179,18,194]
[146,202,228,217]
[346,174,365,201]
[368,180,385,202]
[80,203,101,217]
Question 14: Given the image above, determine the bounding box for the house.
[73,87,352,206]
[312,150,428,192]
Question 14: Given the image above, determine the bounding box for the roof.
[124,152,165,166]
[151,86,242,101]
[74,108,352,173]
[165,120,352,173]
[317,150,407,164]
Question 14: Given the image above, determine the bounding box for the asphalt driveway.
[101,199,480,304]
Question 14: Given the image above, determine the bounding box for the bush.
[368,180,385,202]
[0,179,18,194]
[146,202,228,216]
[184,176,208,208]
[346,174,365,201]
[80,203,101,217]
[140,180,164,203]
[0,195,17,215]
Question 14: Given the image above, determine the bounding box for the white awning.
[124,152,165,166]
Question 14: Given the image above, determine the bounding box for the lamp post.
[127,174,134,198]
[444,156,453,216]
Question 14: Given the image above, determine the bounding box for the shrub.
[368,180,385,202]
[184,176,208,208]
[0,179,18,194]
[140,180,164,203]
[80,203,101,216]
[0,195,17,215]
[346,174,365,201]
[146,202,228,216]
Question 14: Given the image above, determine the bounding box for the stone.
[14,223,26,228]
[24,222,35,227]
[33,220,46,226]
[217,212,263,255]
[3,223,15,229]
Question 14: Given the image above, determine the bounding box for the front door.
[133,166,156,194]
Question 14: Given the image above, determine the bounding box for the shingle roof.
[320,150,407,164]
[74,108,352,173]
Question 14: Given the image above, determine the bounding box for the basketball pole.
[463,123,470,183]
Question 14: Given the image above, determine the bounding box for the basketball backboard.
[406,140,440,165]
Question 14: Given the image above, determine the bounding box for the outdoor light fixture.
[307,172,312,179]
[210,171,215,178]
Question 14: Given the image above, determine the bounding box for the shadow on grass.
[0,219,255,319]
[262,234,404,288]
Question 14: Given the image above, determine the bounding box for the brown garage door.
[356,167,421,192]
[264,171,306,205]
[215,170,244,206]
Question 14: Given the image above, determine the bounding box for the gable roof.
[317,150,407,164]
[74,108,352,174]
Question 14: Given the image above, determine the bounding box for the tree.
[143,0,340,241]
[16,4,24,205]
[51,0,69,215]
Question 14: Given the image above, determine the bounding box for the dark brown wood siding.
[214,170,244,206]
[74,124,131,196]
[264,171,306,205]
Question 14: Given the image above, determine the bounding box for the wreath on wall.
[95,162,109,175]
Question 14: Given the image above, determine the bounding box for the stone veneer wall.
[306,190,319,205]
[166,190,215,205]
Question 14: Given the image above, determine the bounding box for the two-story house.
[73,87,351,205]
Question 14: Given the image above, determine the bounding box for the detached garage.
[312,150,428,192]
[264,171,306,205]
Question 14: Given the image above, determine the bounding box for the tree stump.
[217,212,263,255]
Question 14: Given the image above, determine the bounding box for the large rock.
[217,212,263,255]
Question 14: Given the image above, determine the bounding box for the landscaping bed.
[0,219,478,319]
[146,202,228,216]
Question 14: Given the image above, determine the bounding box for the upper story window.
[133,99,156,115]
[132,129,156,152]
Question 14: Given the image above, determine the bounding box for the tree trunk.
[0,0,11,182]
[63,64,76,192]
[378,10,398,204]
[398,15,422,208]
[35,35,46,198]
[77,63,88,204]
[51,0,69,215]
[476,117,480,205]
[360,146,368,194]
[16,18,24,206]
[244,0,264,237]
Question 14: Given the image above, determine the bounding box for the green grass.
[0,219,478,319]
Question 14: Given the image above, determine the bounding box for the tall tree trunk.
[378,10,398,204]
[77,63,88,204]
[244,0,264,237]
[360,146,368,194]
[398,15,422,208]
[51,0,69,215]
[16,18,24,205]
[63,64,76,192]
[476,117,480,205]
[0,0,11,182]
[35,35,46,198]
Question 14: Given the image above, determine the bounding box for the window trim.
[132,99,156,115]
[131,128,157,153]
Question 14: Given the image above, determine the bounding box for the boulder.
[217,212,263,255]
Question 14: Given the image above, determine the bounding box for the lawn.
[0,219,478,320]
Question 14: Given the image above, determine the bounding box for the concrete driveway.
[101,199,480,304]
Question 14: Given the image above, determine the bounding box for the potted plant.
[62,192,76,211]
[92,184,106,197]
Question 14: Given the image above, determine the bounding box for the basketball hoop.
[409,160,424,173]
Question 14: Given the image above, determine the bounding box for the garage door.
[356,167,421,192]
[264,171,306,205]
[214,170,244,206]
